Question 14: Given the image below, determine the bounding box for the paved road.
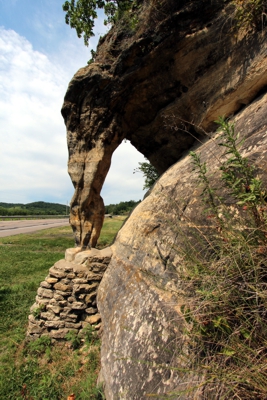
[0,218,70,238]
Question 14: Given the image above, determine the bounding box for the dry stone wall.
[27,247,112,340]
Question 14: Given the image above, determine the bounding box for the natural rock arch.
[62,0,267,248]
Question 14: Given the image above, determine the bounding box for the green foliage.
[0,201,69,216]
[27,335,52,355]
[233,0,267,30]
[62,0,135,46]
[104,200,140,215]
[176,117,267,398]
[134,159,160,190]
[66,330,82,349]
[97,216,125,248]
[32,304,46,319]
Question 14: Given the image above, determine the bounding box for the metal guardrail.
[0,215,69,220]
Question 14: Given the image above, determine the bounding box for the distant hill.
[0,201,68,216]
[0,200,140,216]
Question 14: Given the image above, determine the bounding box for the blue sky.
[0,0,145,206]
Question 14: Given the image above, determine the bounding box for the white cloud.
[0,27,146,206]
[0,28,75,203]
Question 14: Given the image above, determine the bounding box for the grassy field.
[0,217,125,399]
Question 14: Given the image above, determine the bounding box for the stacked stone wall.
[27,247,112,340]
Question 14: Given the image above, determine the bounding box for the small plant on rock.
[32,303,45,319]
[233,0,267,31]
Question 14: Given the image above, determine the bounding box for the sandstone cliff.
[61,0,267,397]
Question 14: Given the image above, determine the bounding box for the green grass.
[97,216,126,248]
[0,218,124,399]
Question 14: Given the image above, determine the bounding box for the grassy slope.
[0,218,124,399]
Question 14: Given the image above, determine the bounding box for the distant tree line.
[0,200,140,216]
[0,201,68,216]
[105,200,140,215]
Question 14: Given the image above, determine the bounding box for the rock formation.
[60,0,267,397]
[27,247,112,340]
[98,92,267,398]
[63,0,267,248]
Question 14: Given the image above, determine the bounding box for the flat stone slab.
[65,247,82,262]
[54,259,76,272]
[74,247,112,265]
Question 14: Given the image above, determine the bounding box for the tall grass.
[172,118,267,398]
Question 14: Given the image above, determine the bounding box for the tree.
[134,160,160,190]
[62,0,134,46]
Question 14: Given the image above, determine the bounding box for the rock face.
[60,0,267,397]
[27,247,112,340]
[62,0,267,248]
[97,93,267,398]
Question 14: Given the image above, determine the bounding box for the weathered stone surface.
[58,300,68,307]
[49,267,67,279]
[64,315,79,322]
[74,247,112,264]
[54,293,64,301]
[74,250,93,265]
[50,328,70,339]
[55,290,72,297]
[54,259,75,272]
[72,264,88,274]
[65,322,82,329]
[54,282,72,292]
[27,323,46,335]
[61,278,71,284]
[35,296,51,305]
[37,288,53,299]
[47,305,62,314]
[72,278,89,284]
[40,281,52,289]
[73,283,98,294]
[45,277,58,284]
[94,323,101,331]
[28,314,44,325]
[65,247,82,262]
[44,320,65,329]
[40,311,56,320]
[84,292,97,305]
[85,272,103,281]
[66,273,76,279]
[85,307,97,315]
[97,92,267,399]
[89,262,108,273]
[85,314,101,325]
[71,302,87,310]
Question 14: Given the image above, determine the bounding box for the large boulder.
[97,92,267,398]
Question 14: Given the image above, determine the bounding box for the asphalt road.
[0,218,70,238]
